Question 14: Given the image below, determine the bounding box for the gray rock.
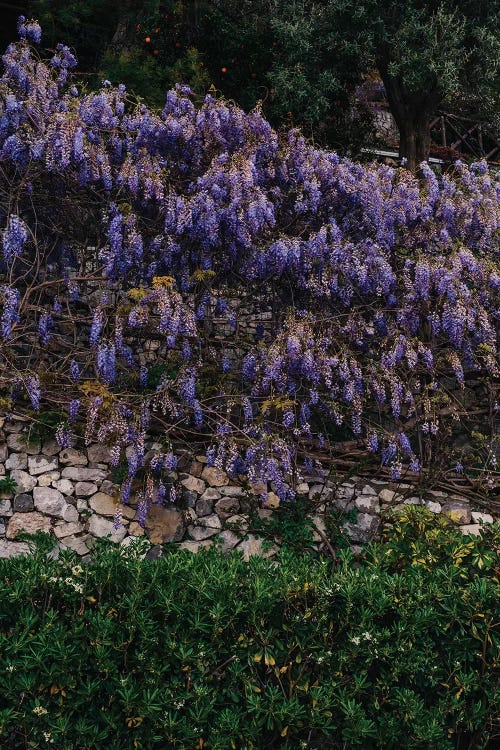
[41,439,60,457]
[196,495,214,517]
[0,497,13,516]
[471,512,494,524]
[0,444,8,462]
[53,479,75,496]
[355,495,380,513]
[33,487,65,516]
[87,444,112,464]
[62,503,79,523]
[0,520,5,536]
[309,483,325,500]
[343,513,380,543]
[200,487,221,501]
[37,471,61,487]
[60,534,91,556]
[100,480,120,496]
[5,452,28,471]
[423,499,442,514]
[225,514,249,532]
[145,506,184,544]
[262,492,280,509]
[53,521,84,539]
[13,494,34,513]
[59,448,88,466]
[218,530,240,552]
[180,488,197,508]
[459,524,482,536]
[311,514,327,543]
[188,460,204,478]
[10,470,37,494]
[215,497,240,519]
[89,492,117,516]
[145,544,163,559]
[75,481,98,497]
[404,497,423,506]
[6,511,51,539]
[61,467,107,482]
[88,515,127,541]
[28,455,58,476]
[378,489,403,504]
[188,514,222,540]
[0,539,30,558]
[180,475,206,494]
[360,485,377,496]
[220,486,245,497]
[237,534,278,561]
[7,433,40,454]
[201,466,230,487]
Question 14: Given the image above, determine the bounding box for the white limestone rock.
[75,481,98,497]
[53,479,75,496]
[33,487,65,516]
[188,514,222,540]
[61,467,107,482]
[10,470,37,494]
[181,475,206,495]
[88,515,127,542]
[37,471,61,487]
[59,448,88,466]
[5,452,28,471]
[28,455,59,476]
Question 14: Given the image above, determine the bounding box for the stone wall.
[0,415,496,560]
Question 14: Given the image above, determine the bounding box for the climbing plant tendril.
[0,19,498,523]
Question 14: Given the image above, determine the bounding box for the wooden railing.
[429,113,499,162]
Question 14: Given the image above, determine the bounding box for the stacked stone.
[0,416,496,560]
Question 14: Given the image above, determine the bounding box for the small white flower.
[350,636,360,646]
[6,664,15,672]
[32,705,48,716]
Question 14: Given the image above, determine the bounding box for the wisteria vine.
[0,19,498,521]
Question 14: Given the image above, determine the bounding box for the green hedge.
[0,510,498,750]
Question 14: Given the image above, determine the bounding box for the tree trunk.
[398,115,432,173]
[380,70,441,172]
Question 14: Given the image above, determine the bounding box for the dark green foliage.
[249,498,316,551]
[0,512,498,749]
[0,476,17,495]
[28,410,66,443]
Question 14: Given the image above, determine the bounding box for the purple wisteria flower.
[0,24,498,524]
[2,215,28,263]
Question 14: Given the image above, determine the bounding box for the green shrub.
[0,514,498,750]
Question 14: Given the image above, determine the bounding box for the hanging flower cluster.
[0,21,498,514]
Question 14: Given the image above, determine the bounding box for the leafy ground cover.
[0,509,498,749]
